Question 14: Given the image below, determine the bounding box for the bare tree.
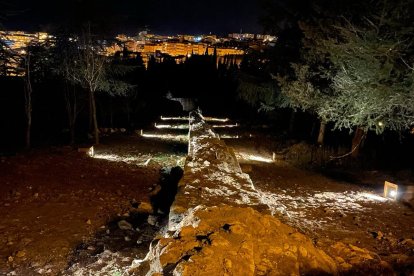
[58,46,85,145]
[65,33,106,145]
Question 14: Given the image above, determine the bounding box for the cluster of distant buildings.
[108,31,276,67]
[0,30,277,73]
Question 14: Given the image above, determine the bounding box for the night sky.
[3,0,263,35]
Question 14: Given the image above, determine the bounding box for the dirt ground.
[228,138,414,274]
[1,131,413,275]
[0,134,186,275]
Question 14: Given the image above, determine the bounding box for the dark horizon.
[2,0,263,36]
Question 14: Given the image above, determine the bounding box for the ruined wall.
[132,111,338,275]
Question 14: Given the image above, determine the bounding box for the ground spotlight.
[384,181,398,200]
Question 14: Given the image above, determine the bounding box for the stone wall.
[131,111,338,275]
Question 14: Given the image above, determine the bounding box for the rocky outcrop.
[131,111,338,275]
[141,206,337,275]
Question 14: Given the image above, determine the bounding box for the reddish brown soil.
[0,134,185,275]
[228,138,414,274]
[1,132,413,275]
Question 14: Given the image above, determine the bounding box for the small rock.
[4,203,10,207]
[147,215,157,226]
[87,246,95,251]
[86,219,92,225]
[106,229,110,234]
[376,231,384,240]
[124,236,131,242]
[8,256,13,262]
[224,258,232,269]
[22,238,32,245]
[118,220,133,231]
[16,251,26,258]
[401,239,414,247]
[137,202,153,213]
[371,231,384,240]
[33,193,39,198]
[299,246,308,257]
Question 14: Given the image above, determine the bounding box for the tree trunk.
[24,55,32,150]
[89,96,93,132]
[25,94,32,150]
[317,121,327,145]
[90,89,99,145]
[310,119,317,139]
[351,128,365,158]
[70,122,75,145]
[288,110,296,134]
[64,84,77,145]
[109,99,114,128]
[126,101,131,127]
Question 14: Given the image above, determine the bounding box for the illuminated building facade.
[1,30,276,73]
[0,31,54,76]
[104,38,245,68]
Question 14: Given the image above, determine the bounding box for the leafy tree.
[275,63,331,144]
[253,0,414,154]
[277,0,414,154]
[237,73,276,111]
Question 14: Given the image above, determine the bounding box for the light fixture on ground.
[384,181,398,200]
[78,146,94,157]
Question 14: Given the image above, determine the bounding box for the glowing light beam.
[141,133,188,142]
[211,123,238,128]
[236,152,274,163]
[155,123,189,129]
[160,116,188,121]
